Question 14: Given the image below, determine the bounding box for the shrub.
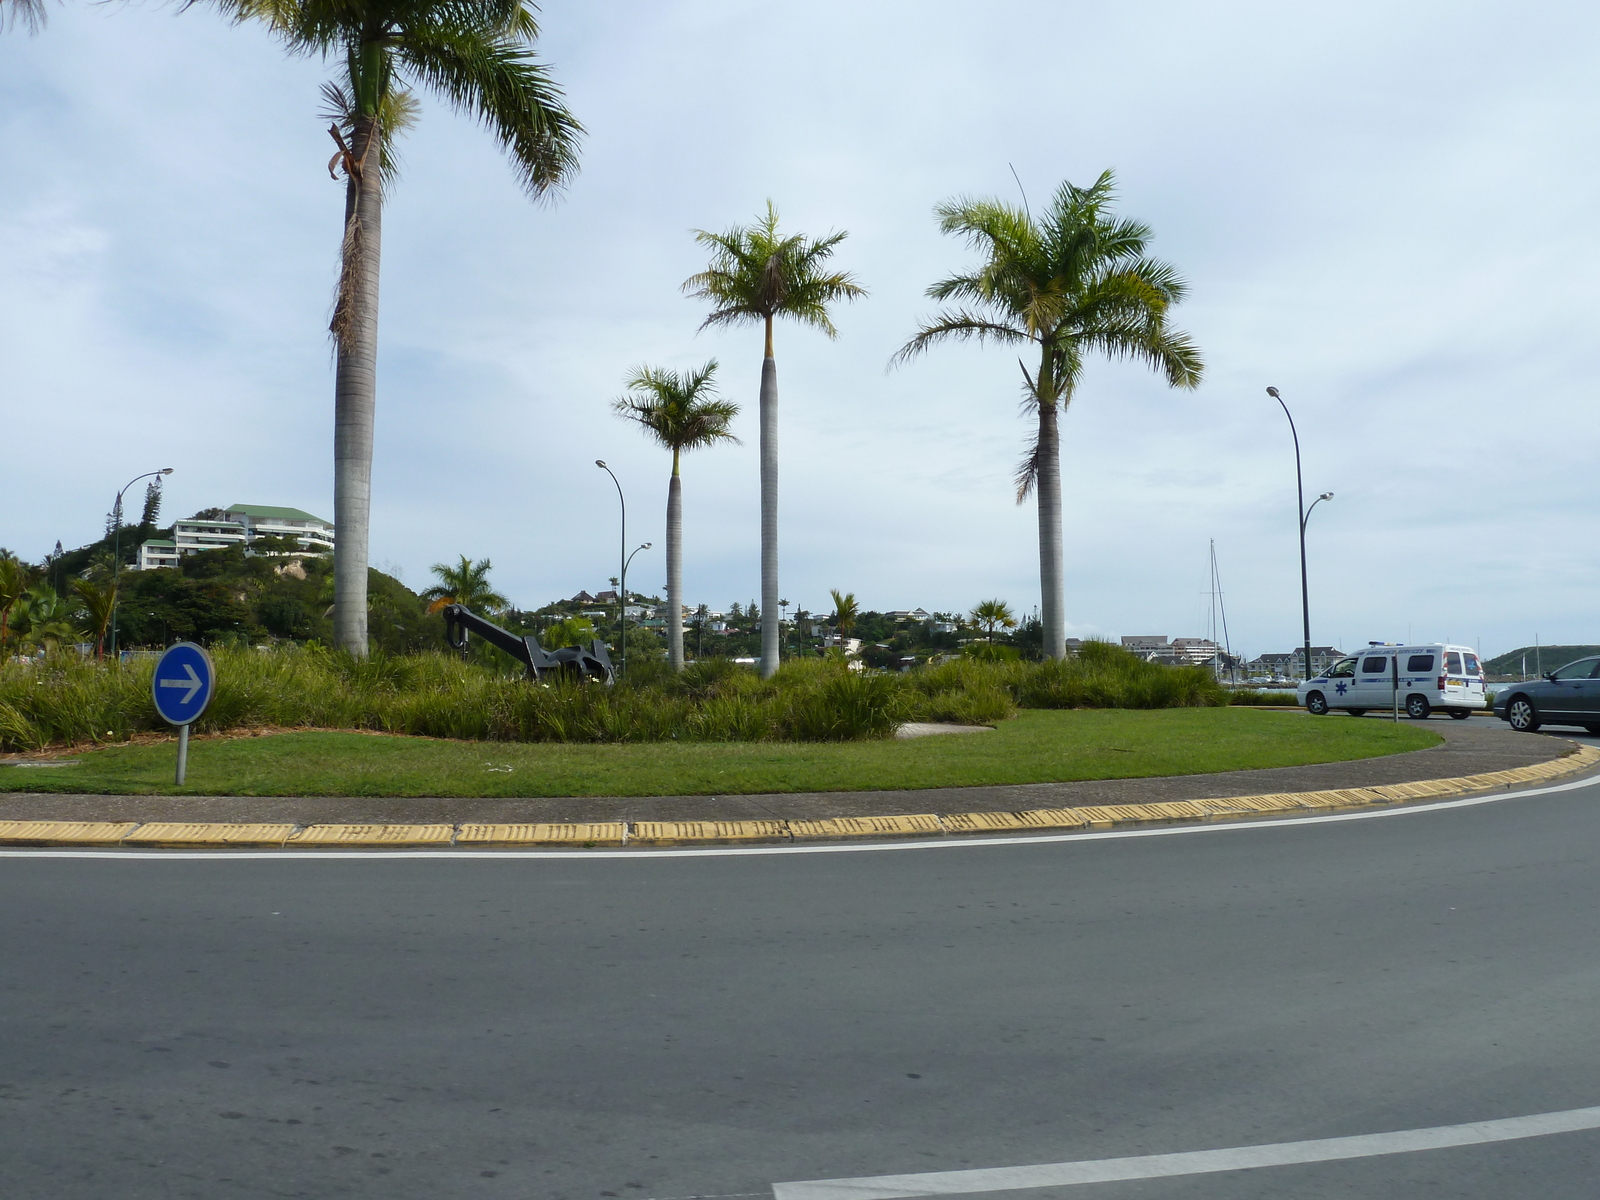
[0,637,1230,750]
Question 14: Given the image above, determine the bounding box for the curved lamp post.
[1266,387,1336,682]
[109,467,174,659]
[595,460,655,678]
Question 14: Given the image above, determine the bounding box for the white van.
[1297,644,1487,719]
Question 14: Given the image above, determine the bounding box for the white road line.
[771,1104,1600,1199]
[1,772,1595,862]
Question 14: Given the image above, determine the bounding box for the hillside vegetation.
[1484,646,1600,676]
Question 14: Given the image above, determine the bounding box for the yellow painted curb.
[0,820,140,845]
[942,808,1087,834]
[123,822,294,848]
[2,742,1596,849]
[630,819,789,845]
[788,814,942,839]
[286,823,455,846]
[457,822,626,846]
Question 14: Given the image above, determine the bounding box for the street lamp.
[109,467,174,659]
[596,458,657,679]
[618,542,652,677]
[1266,387,1334,683]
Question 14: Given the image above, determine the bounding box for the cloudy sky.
[3,0,1596,660]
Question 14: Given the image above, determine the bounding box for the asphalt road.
[5,758,1600,1197]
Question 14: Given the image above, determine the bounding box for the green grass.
[0,709,1440,798]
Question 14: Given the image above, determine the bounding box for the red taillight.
[1438,675,1447,690]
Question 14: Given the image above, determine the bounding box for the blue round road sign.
[151,642,215,727]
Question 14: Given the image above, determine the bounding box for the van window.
[1407,654,1436,673]
[1361,656,1388,674]
[1328,658,1356,678]
[1464,653,1480,675]
[1445,652,1463,674]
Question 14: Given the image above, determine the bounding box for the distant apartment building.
[1120,635,1224,665]
[1120,635,1170,658]
[136,504,334,569]
[1245,647,1344,678]
[1169,638,1222,664]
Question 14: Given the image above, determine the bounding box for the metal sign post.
[151,642,215,785]
[1392,653,1400,723]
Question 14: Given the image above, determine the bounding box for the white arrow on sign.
[159,662,203,704]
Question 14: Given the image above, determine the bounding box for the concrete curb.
[3,743,1596,850]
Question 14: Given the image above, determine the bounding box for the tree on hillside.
[683,202,864,679]
[970,598,1016,642]
[136,478,164,544]
[894,171,1202,660]
[828,588,859,646]
[201,0,582,659]
[612,360,739,672]
[422,556,507,616]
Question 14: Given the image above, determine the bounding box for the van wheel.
[1506,696,1540,732]
[1406,695,1432,719]
[1347,709,1367,717]
[1305,691,1329,715]
[1449,709,1471,720]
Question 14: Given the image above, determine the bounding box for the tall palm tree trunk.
[1035,401,1066,659]
[332,116,383,658]
[758,316,780,678]
[666,448,684,671]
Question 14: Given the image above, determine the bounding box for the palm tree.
[0,552,31,650]
[72,579,116,660]
[203,0,582,659]
[893,172,1202,660]
[15,584,80,652]
[612,360,739,672]
[683,202,865,679]
[421,556,507,615]
[970,598,1016,642]
[828,588,858,650]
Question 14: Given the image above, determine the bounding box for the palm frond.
[684,201,864,332]
[320,80,418,186]
[613,360,741,453]
[196,0,580,198]
[1013,425,1044,503]
[901,167,1203,517]
[397,25,581,196]
[889,310,1030,367]
[1,0,51,34]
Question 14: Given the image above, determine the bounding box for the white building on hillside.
[137,503,335,569]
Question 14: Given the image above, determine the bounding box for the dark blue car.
[1493,656,1600,733]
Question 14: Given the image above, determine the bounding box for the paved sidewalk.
[0,717,1581,826]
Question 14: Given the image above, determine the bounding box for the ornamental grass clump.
[0,637,1227,753]
[1014,640,1226,710]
